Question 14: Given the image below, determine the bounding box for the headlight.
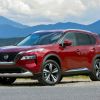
[26,48,44,53]
[21,55,36,60]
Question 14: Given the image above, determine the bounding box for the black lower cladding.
[0,67,26,73]
[0,52,18,62]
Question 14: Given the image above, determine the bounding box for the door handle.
[76,49,81,55]
[90,48,95,52]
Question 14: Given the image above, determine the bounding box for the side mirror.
[60,40,72,47]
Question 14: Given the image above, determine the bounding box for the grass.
[63,75,89,80]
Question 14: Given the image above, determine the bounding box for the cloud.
[0,0,100,25]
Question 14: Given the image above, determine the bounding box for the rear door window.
[75,33,92,46]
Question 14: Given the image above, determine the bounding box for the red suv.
[0,29,100,85]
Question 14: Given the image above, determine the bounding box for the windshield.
[17,32,63,46]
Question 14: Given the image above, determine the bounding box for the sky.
[0,0,100,26]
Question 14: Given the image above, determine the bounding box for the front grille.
[0,52,18,62]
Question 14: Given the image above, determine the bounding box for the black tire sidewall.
[0,77,16,85]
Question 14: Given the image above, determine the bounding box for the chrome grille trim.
[0,62,15,65]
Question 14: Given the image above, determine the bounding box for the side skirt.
[62,68,90,76]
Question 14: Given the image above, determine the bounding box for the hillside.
[0,16,28,28]
[0,37,24,46]
[0,16,100,38]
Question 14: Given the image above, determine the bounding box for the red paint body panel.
[0,29,100,76]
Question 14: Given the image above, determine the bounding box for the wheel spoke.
[95,63,100,71]
[46,74,50,81]
[99,62,100,67]
[96,70,100,78]
[51,74,57,82]
[43,69,49,73]
[95,64,99,70]
[52,68,58,74]
[49,63,53,72]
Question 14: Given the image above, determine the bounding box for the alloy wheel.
[41,60,61,85]
[95,60,100,79]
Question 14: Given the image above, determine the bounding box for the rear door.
[75,32,96,69]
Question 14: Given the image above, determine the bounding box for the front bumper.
[0,61,33,78]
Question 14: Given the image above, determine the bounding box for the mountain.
[0,16,30,38]
[86,20,100,33]
[0,37,24,46]
[0,16,100,38]
[29,22,86,31]
[26,21,100,34]
[0,24,28,37]
[0,16,28,28]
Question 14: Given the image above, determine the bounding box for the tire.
[89,59,100,81]
[59,76,63,82]
[38,60,61,85]
[0,77,16,85]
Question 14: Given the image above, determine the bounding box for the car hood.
[0,45,41,53]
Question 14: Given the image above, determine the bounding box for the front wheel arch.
[43,54,62,68]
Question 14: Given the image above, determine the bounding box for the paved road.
[0,78,100,100]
